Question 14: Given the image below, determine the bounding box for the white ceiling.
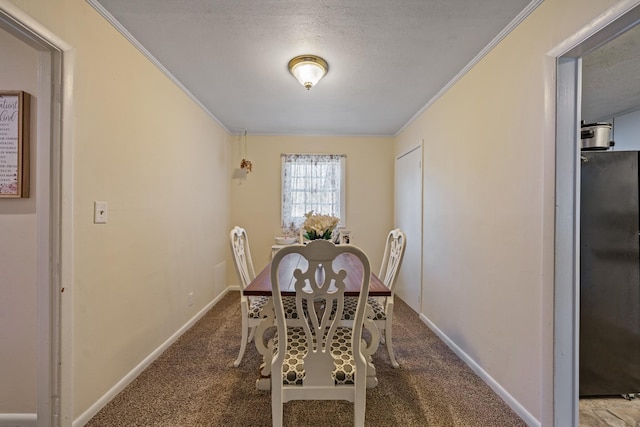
[582,22,640,124]
[91,0,538,136]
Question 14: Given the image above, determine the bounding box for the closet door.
[395,146,422,313]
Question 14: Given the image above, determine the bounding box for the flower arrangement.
[302,211,340,241]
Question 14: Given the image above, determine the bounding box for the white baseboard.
[419,313,541,427]
[73,288,232,427]
[0,414,37,427]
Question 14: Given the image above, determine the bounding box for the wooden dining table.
[243,249,389,390]
[243,251,391,297]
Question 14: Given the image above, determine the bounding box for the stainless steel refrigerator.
[580,150,640,396]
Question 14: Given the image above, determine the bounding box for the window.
[281,153,346,229]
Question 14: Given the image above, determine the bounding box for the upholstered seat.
[270,239,371,427]
[247,296,269,318]
[248,296,300,319]
[274,326,357,386]
[342,296,385,321]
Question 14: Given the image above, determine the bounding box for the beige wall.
[3,0,630,424]
[6,0,231,420]
[0,29,39,413]
[230,134,394,278]
[395,0,617,423]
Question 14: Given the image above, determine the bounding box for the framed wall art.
[0,91,30,198]
[339,229,351,245]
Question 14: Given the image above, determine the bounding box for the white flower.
[302,211,340,240]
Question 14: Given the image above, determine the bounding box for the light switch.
[94,201,108,224]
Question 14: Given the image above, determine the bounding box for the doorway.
[0,4,68,426]
[395,144,423,313]
[553,1,640,425]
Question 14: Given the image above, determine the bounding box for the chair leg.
[354,379,366,427]
[233,305,250,367]
[272,387,283,427]
[384,306,399,368]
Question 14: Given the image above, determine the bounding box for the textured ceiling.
[582,23,640,123]
[92,0,537,135]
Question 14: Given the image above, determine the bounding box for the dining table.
[243,249,390,390]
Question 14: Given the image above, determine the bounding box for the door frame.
[551,1,640,425]
[0,2,73,425]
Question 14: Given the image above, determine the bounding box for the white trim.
[72,289,231,427]
[548,0,640,58]
[553,56,582,427]
[85,0,229,134]
[36,48,54,427]
[550,1,640,425]
[0,2,71,51]
[236,130,395,138]
[0,2,73,426]
[396,144,421,161]
[395,0,543,136]
[0,414,37,427]
[59,46,75,427]
[539,53,558,427]
[419,314,540,427]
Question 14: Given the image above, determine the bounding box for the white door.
[395,145,422,313]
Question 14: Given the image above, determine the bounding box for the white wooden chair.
[343,228,406,368]
[229,226,267,367]
[270,240,371,427]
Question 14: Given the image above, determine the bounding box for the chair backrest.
[270,239,371,388]
[229,226,256,289]
[379,228,406,292]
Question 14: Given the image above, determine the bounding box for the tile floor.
[579,396,640,426]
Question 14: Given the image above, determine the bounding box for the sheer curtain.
[281,153,346,229]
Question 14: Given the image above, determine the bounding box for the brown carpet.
[86,291,526,426]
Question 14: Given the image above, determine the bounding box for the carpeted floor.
[86,291,526,426]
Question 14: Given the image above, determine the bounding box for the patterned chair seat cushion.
[248,296,299,319]
[274,326,356,385]
[282,296,300,319]
[341,296,386,321]
[248,296,269,318]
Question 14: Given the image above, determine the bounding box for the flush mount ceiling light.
[288,55,329,90]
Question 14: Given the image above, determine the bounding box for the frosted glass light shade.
[288,55,329,90]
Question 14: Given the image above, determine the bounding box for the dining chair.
[229,226,266,367]
[230,226,299,367]
[270,239,371,427]
[344,228,406,368]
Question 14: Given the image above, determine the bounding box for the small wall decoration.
[239,130,253,173]
[0,91,30,198]
[240,158,253,173]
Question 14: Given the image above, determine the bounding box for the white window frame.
[281,153,346,229]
